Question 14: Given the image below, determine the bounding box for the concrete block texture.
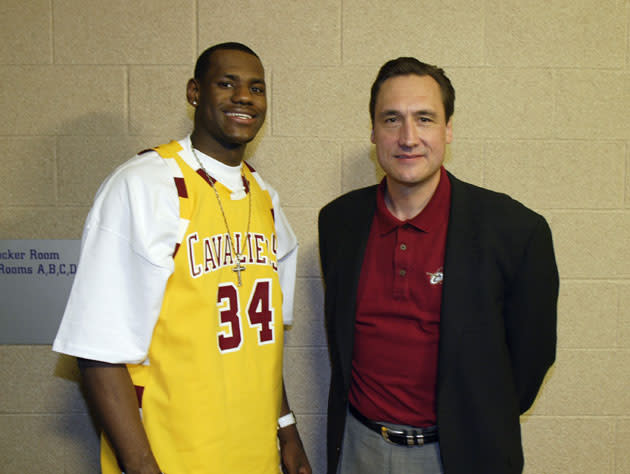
[0,138,56,206]
[443,140,486,187]
[551,211,630,279]
[1,66,126,136]
[484,140,626,209]
[249,138,342,209]
[342,0,485,66]
[0,207,88,240]
[521,416,615,474]
[272,66,374,138]
[1,0,51,65]
[283,347,330,414]
[555,70,630,140]
[0,347,86,414]
[342,141,385,192]
[284,277,326,348]
[531,350,630,416]
[53,0,194,65]
[0,414,99,474]
[198,0,341,66]
[486,0,626,68]
[617,418,630,474]
[129,66,195,137]
[450,67,555,140]
[557,282,619,349]
[283,207,321,279]
[619,283,630,349]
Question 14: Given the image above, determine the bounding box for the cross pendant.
[233,261,246,287]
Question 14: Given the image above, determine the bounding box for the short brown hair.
[369,57,455,124]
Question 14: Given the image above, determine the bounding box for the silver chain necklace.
[192,148,251,287]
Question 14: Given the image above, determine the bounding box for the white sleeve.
[278,243,298,326]
[52,154,179,364]
[271,187,298,326]
[253,175,299,326]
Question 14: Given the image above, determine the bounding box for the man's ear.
[186,78,200,106]
[370,129,375,144]
[445,117,453,144]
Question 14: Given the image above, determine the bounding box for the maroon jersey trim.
[174,177,188,198]
[134,385,144,408]
[196,168,217,186]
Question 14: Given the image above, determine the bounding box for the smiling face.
[372,74,453,194]
[188,48,267,165]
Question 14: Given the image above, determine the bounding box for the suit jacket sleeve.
[504,214,559,413]
[318,204,342,359]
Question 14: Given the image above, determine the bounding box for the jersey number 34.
[216,279,275,353]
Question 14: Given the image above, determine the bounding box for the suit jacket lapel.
[335,186,377,388]
[438,173,482,379]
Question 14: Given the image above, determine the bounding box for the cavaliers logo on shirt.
[186,230,278,278]
[426,267,443,285]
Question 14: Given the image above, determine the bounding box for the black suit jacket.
[318,172,559,474]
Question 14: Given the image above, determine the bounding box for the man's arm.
[504,216,559,413]
[79,360,162,474]
[277,380,312,474]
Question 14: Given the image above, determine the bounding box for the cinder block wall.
[1,1,629,473]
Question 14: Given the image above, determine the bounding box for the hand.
[278,425,312,474]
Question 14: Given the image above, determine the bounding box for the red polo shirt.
[349,167,451,427]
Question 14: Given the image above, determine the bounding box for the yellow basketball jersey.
[101,141,284,473]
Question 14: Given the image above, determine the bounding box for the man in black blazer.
[319,57,558,474]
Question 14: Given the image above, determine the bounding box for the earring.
[192,100,197,106]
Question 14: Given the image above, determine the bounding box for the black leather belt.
[349,404,438,447]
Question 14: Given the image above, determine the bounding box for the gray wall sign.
[0,240,80,344]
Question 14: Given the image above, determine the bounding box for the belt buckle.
[381,426,425,446]
[409,431,424,446]
[380,426,391,444]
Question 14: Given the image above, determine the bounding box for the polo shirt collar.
[375,166,451,234]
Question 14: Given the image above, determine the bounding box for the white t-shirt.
[52,136,298,364]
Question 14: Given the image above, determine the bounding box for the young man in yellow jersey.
[53,42,311,474]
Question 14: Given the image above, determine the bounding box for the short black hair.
[369,57,455,124]
[194,42,260,81]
